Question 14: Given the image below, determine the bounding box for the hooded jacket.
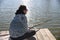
[9,14,28,38]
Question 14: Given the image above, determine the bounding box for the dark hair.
[15,5,27,15]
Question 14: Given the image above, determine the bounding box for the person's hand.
[28,27,33,29]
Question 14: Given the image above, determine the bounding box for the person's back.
[9,14,28,38]
[9,5,36,40]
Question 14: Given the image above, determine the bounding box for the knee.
[31,30,36,35]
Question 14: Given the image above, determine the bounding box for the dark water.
[0,0,60,40]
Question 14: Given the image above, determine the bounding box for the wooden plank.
[33,27,41,40]
[0,35,9,40]
[0,28,56,40]
[0,31,9,36]
[43,28,56,40]
[39,28,56,40]
[39,29,51,40]
[36,30,44,40]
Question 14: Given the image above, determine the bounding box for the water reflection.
[0,0,3,5]
[0,0,60,39]
[22,0,30,4]
[0,0,60,30]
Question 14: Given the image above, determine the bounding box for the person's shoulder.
[19,14,26,17]
[16,14,25,20]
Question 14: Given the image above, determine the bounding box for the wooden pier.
[0,28,56,40]
[34,28,56,40]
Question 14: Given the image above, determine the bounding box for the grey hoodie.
[9,14,28,38]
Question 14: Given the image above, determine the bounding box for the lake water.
[0,0,60,39]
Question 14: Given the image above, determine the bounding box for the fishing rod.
[0,19,52,36]
[29,18,52,32]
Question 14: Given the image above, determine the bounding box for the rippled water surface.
[0,0,60,40]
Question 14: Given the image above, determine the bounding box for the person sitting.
[9,5,36,40]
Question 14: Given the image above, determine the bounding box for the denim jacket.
[9,14,28,38]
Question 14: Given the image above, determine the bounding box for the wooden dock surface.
[34,28,56,40]
[0,28,56,40]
